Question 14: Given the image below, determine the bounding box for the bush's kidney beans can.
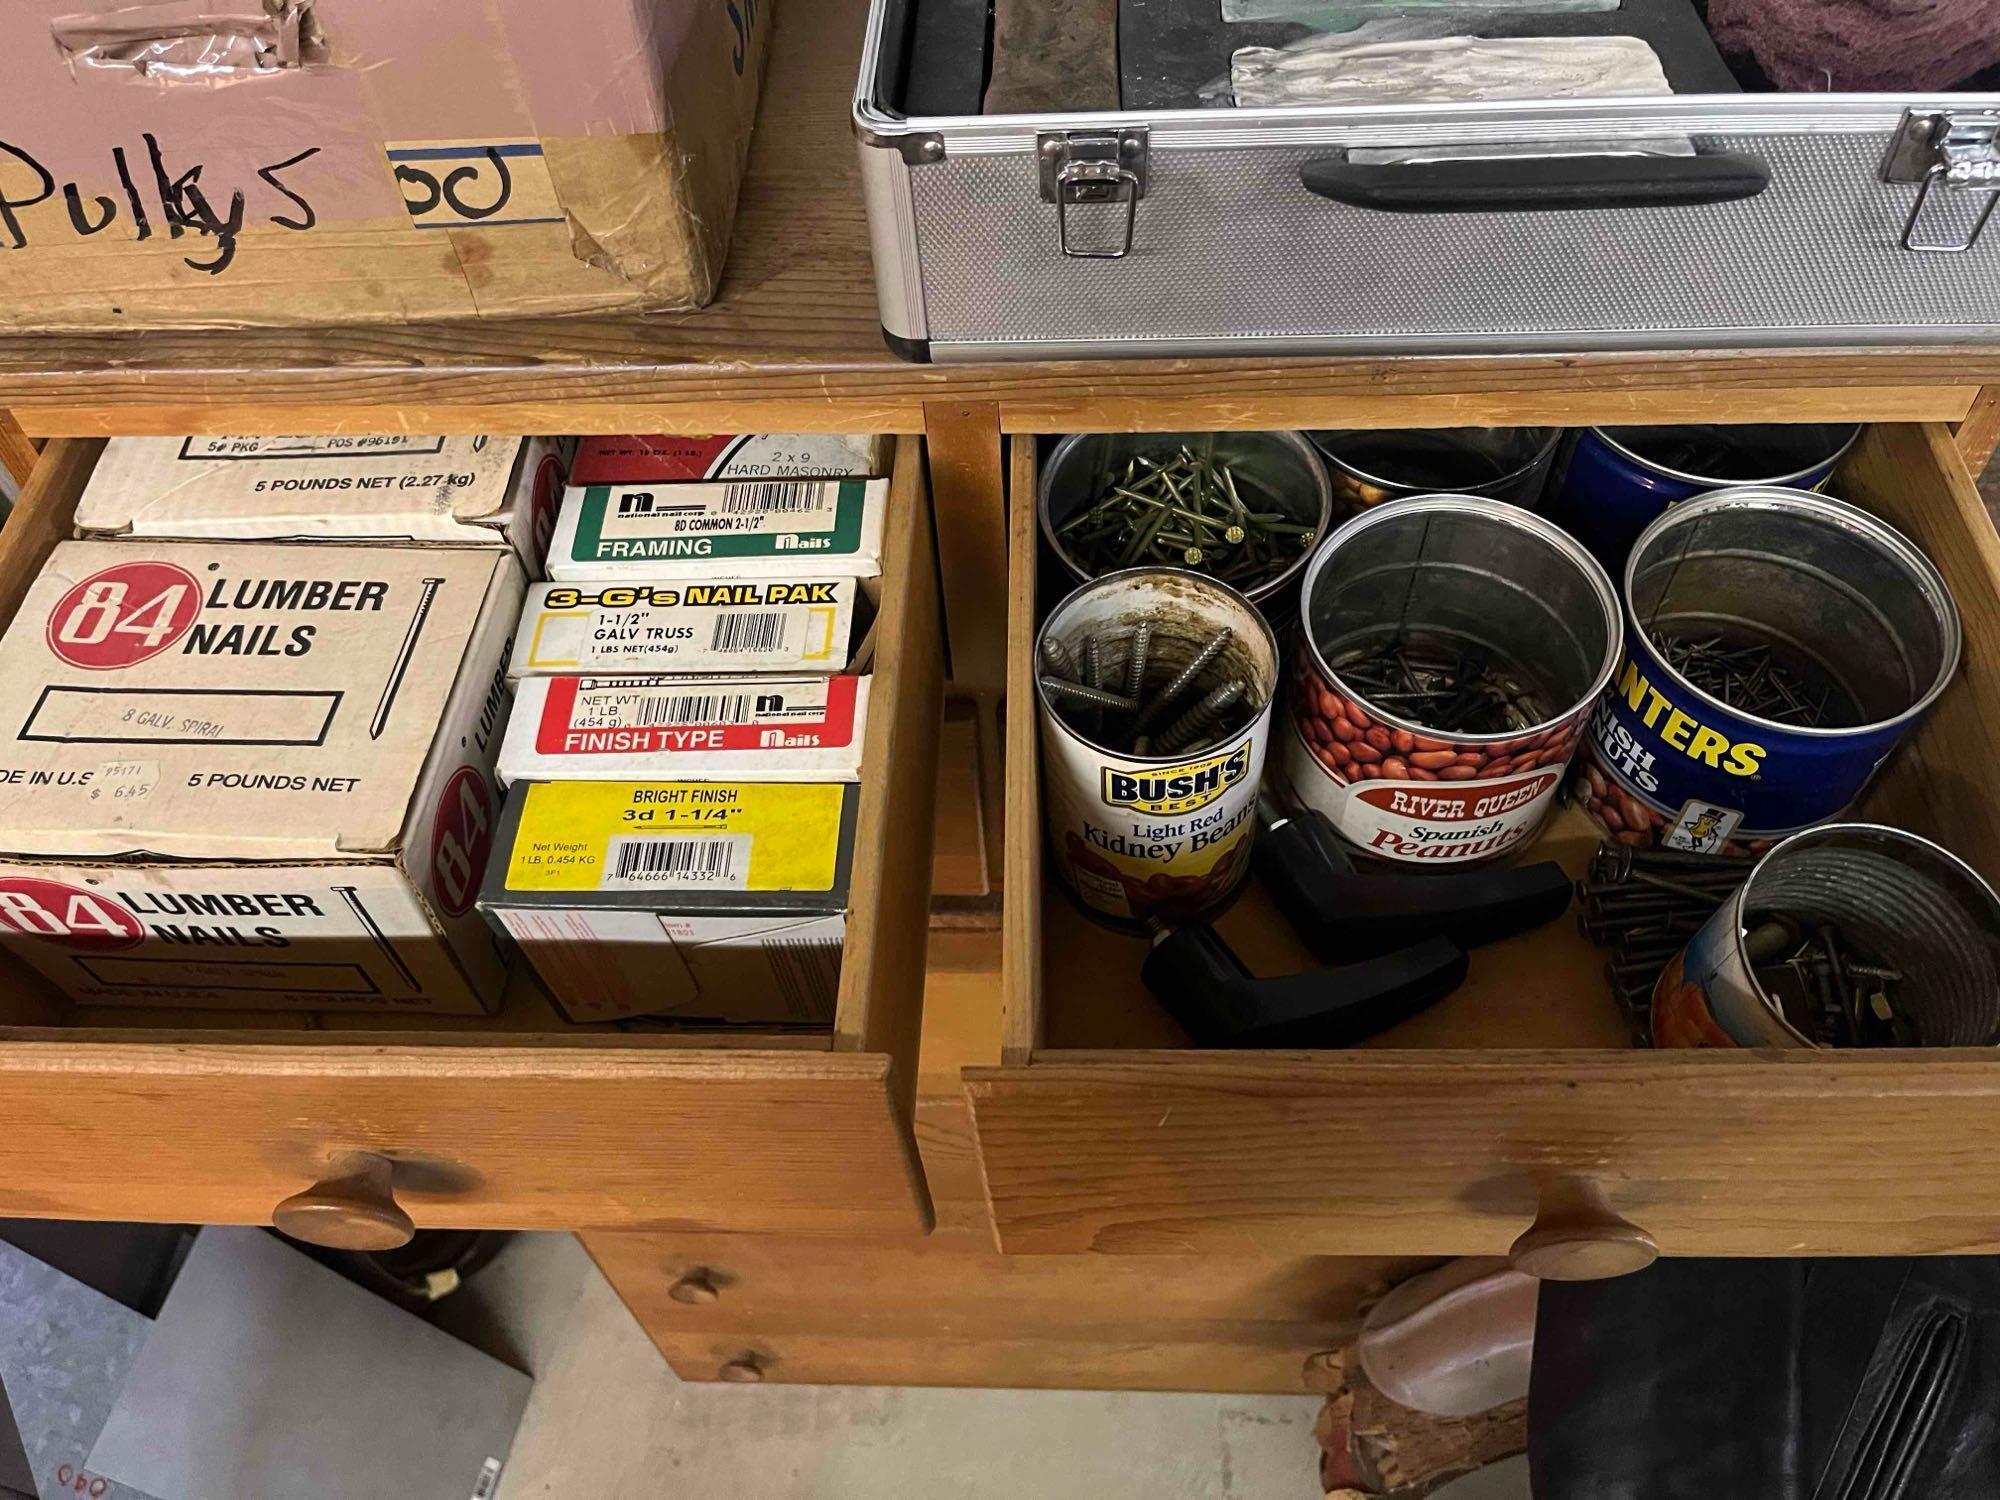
[1547,423,1860,569]
[1573,488,1960,859]
[1653,824,2000,1049]
[1282,497,1622,868]
[1036,569,1278,926]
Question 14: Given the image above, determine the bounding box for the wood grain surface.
[585,1226,1426,1391]
[614,1324,1365,1393]
[0,412,38,486]
[0,438,100,625]
[973,421,2000,1261]
[967,1048,2000,1257]
[922,403,1011,693]
[836,439,945,1110]
[1002,435,1044,1065]
[0,0,1987,434]
[1953,387,2000,472]
[0,437,949,1236]
[0,1044,928,1234]
[1845,424,2000,859]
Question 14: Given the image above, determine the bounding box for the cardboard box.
[500,674,869,783]
[480,780,855,1024]
[75,436,570,576]
[0,1,770,329]
[0,541,524,1013]
[509,576,866,678]
[547,477,888,580]
[570,434,889,484]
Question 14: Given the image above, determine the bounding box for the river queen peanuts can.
[1036,570,1278,926]
[1283,497,1622,867]
[1653,824,2000,1049]
[1573,489,1960,859]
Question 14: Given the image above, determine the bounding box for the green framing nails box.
[546,477,888,581]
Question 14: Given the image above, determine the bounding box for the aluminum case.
[854,0,2000,361]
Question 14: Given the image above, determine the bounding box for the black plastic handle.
[1301,151,1771,214]
[1141,923,1468,1049]
[1255,804,1572,962]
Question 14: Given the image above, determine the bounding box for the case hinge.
[1038,130,1148,259]
[1884,109,2000,253]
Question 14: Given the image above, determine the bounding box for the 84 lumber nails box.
[0,541,524,1015]
[73,435,571,578]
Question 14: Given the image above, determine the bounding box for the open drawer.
[0,436,946,1242]
[970,422,2000,1265]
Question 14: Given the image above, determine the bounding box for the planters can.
[1573,489,1960,859]
[1549,423,1861,569]
[1036,569,1278,925]
[1653,824,2000,1049]
[1283,497,1622,868]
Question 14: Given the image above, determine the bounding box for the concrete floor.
[441,1233,1326,1500]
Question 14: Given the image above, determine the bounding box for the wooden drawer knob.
[669,1268,722,1305]
[1508,1176,1658,1282]
[272,1151,416,1251]
[718,1352,767,1383]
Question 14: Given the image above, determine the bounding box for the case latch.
[1884,109,2000,253]
[1038,130,1147,259]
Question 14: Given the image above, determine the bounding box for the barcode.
[722,481,818,515]
[634,692,756,727]
[711,610,787,653]
[613,837,740,883]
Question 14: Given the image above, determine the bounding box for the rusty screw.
[1135,629,1233,733]
[1155,679,1247,754]
[1041,675,1139,714]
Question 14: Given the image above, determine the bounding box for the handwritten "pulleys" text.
[0,133,321,274]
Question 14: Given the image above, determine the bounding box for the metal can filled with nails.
[1546,422,1861,570]
[1037,431,1332,618]
[1651,824,2000,1049]
[1572,488,1961,858]
[1036,568,1278,926]
[1282,496,1622,868]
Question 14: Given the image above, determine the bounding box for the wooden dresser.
[0,0,1996,1394]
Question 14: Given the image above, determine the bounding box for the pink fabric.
[1706,0,2000,92]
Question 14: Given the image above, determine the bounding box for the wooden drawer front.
[583,1228,1426,1392]
[974,423,2000,1261]
[0,436,946,1238]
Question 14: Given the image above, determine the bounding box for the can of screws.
[1652,824,2000,1048]
[1035,568,1279,925]
[1038,432,1332,617]
[1309,427,1562,520]
[1573,488,1960,858]
[1283,496,1622,867]
[1547,422,1861,569]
